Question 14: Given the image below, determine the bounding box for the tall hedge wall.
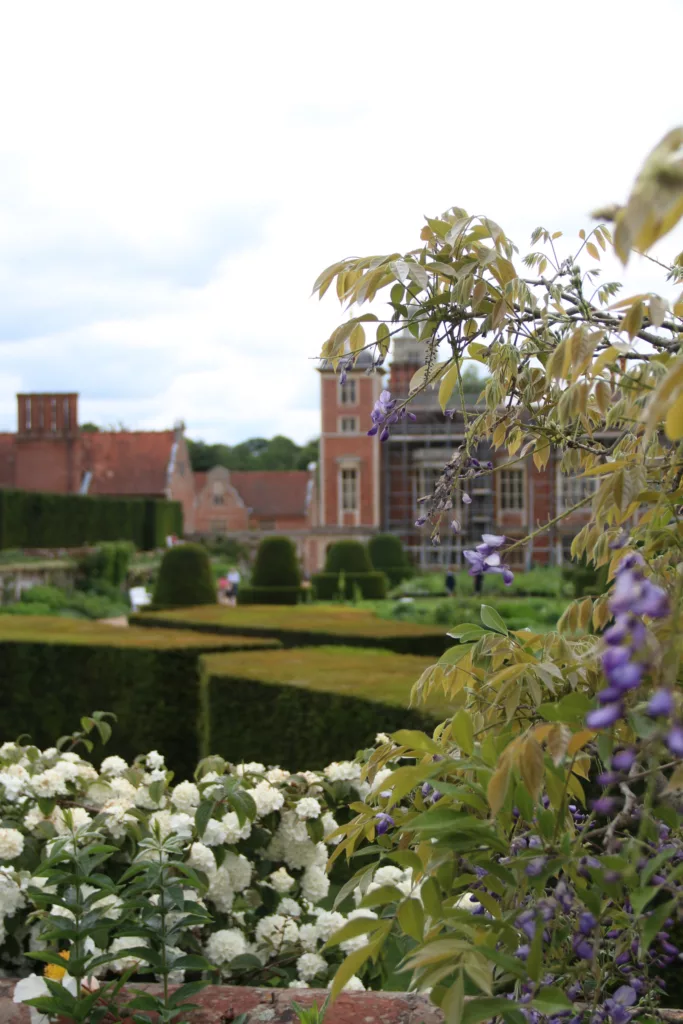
[0,627,279,778]
[0,490,183,551]
[202,671,438,770]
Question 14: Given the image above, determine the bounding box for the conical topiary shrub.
[152,543,217,607]
[324,540,372,574]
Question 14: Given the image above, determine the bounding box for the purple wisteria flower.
[586,551,670,731]
[462,534,515,585]
[367,389,416,442]
[604,985,637,1024]
[374,812,394,835]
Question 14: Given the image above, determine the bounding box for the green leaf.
[397,898,425,942]
[441,970,465,1024]
[480,604,508,634]
[391,730,442,754]
[325,916,384,949]
[531,987,574,1015]
[359,884,403,908]
[167,979,210,1007]
[330,930,387,1001]
[527,915,544,982]
[451,710,474,756]
[477,946,528,979]
[462,997,520,1024]
[439,642,476,665]
[194,800,215,839]
[630,886,661,915]
[640,900,675,954]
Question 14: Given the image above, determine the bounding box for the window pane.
[340,381,357,405]
[500,469,524,511]
[341,468,358,511]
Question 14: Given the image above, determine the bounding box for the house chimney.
[17,393,79,438]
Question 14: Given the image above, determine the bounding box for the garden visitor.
[227,567,241,604]
[445,565,455,597]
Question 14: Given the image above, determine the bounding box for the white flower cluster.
[0,739,401,990]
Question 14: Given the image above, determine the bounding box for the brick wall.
[193,467,249,535]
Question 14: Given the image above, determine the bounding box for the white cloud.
[0,0,681,442]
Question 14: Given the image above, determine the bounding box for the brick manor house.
[0,330,594,572]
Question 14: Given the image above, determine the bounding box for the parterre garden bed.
[131,604,450,656]
[0,618,440,775]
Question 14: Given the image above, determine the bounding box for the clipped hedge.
[153,543,217,607]
[237,585,303,605]
[325,540,372,574]
[201,646,442,768]
[369,533,413,588]
[252,536,301,587]
[311,571,388,600]
[0,617,280,778]
[131,605,449,657]
[0,490,183,551]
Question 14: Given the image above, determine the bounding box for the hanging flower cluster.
[414,453,494,534]
[462,534,515,585]
[586,553,670,732]
[367,390,416,442]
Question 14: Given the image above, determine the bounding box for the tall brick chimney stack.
[15,393,80,493]
[17,393,79,438]
[389,328,424,397]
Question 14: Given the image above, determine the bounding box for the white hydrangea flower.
[100,755,128,776]
[169,813,194,839]
[297,923,318,952]
[372,865,403,887]
[109,936,149,973]
[145,751,165,771]
[323,761,361,783]
[199,771,224,799]
[341,908,378,953]
[270,867,295,893]
[296,952,327,981]
[0,869,24,917]
[280,810,309,843]
[206,928,247,966]
[0,742,17,757]
[187,842,216,876]
[266,767,290,784]
[171,781,200,814]
[375,733,391,745]
[333,974,365,992]
[295,798,321,821]
[135,786,165,810]
[86,782,114,807]
[41,748,58,760]
[31,768,70,798]
[235,762,265,776]
[221,812,252,844]
[282,838,320,871]
[313,909,345,943]
[288,980,309,989]
[201,818,228,847]
[301,866,329,904]
[157,945,185,985]
[148,810,173,838]
[91,893,123,920]
[23,807,47,832]
[246,781,284,818]
[101,803,134,840]
[369,768,393,794]
[0,828,24,861]
[0,764,30,801]
[278,897,301,918]
[223,852,252,892]
[52,807,92,835]
[255,914,299,951]
[207,865,235,913]
[322,812,340,845]
[109,778,137,805]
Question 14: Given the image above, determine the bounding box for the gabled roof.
[81,431,175,497]
[230,470,312,518]
[0,434,15,488]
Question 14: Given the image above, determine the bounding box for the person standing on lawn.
[227,567,241,605]
[445,565,456,598]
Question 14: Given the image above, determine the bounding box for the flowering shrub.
[309,131,683,1022]
[0,719,410,1017]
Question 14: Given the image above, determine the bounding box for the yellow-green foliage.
[0,616,280,650]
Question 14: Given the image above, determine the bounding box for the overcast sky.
[0,0,681,444]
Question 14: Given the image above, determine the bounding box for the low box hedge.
[131,605,449,657]
[311,572,388,601]
[200,646,445,768]
[0,617,280,778]
[237,585,304,605]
